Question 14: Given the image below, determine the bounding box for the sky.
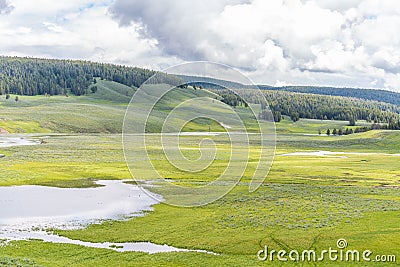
[1,0,400,91]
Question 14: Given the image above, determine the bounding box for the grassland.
[0,82,399,266]
[276,116,373,134]
[1,129,399,266]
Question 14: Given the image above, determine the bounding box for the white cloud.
[274,80,293,87]
[256,40,289,72]
[1,0,400,91]
[0,0,173,68]
[308,0,363,12]
[384,73,400,90]
[0,0,13,14]
[110,0,376,88]
[43,22,66,33]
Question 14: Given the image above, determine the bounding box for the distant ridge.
[1,56,398,107]
[179,74,400,107]
[259,85,400,107]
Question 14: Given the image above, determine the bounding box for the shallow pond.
[0,180,158,229]
[0,180,215,254]
[0,136,41,148]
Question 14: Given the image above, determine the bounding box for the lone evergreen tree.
[327,129,331,136]
[290,112,299,122]
[349,117,356,126]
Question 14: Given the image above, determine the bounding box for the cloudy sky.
[1,0,400,90]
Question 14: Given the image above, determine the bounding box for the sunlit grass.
[0,89,399,266]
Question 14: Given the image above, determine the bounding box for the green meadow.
[0,82,399,266]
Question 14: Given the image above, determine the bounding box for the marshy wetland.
[0,85,399,266]
[0,127,399,266]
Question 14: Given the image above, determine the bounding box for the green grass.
[0,95,126,133]
[0,241,257,267]
[276,116,373,134]
[1,186,398,266]
[0,81,246,134]
[0,84,399,266]
[0,130,399,266]
[0,256,43,267]
[88,79,136,103]
[0,134,129,187]
[0,120,51,133]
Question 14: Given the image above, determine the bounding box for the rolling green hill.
[88,79,136,103]
[0,80,232,133]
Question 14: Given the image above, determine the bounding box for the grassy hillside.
[2,78,398,134]
[0,94,126,133]
[0,80,241,133]
[87,79,136,103]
